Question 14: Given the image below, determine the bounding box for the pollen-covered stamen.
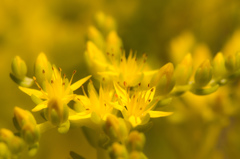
[146,88,154,103]
[62,74,66,85]
[123,81,127,87]
[69,70,76,85]
[77,98,89,111]
[33,76,48,98]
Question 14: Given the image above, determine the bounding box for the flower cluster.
[2,12,240,159]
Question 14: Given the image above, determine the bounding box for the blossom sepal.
[10,74,34,87]
[190,83,219,95]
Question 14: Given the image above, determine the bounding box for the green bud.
[34,53,52,84]
[109,142,128,159]
[225,52,240,72]
[194,59,212,87]
[191,84,219,95]
[28,143,39,157]
[103,115,128,141]
[126,131,145,152]
[212,52,227,78]
[45,98,69,126]
[0,129,25,154]
[87,26,105,50]
[11,56,27,80]
[175,53,193,85]
[21,123,40,145]
[0,142,10,159]
[8,136,25,154]
[150,63,175,95]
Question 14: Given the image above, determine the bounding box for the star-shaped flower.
[113,82,173,127]
[19,66,91,113]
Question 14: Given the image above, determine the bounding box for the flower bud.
[0,129,14,141]
[14,107,37,129]
[34,53,52,84]
[126,131,145,152]
[150,63,175,95]
[21,123,40,145]
[109,142,128,159]
[194,59,212,87]
[174,53,193,85]
[11,56,27,80]
[103,115,128,141]
[0,129,25,154]
[87,26,105,49]
[45,98,69,126]
[225,52,240,72]
[0,142,10,159]
[212,52,227,78]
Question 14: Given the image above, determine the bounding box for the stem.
[37,121,55,134]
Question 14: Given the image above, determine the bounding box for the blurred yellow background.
[1,0,240,158]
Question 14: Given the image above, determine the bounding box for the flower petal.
[70,75,92,91]
[113,82,128,105]
[32,102,48,112]
[69,113,91,120]
[19,86,43,98]
[149,111,173,118]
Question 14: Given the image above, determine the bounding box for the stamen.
[69,70,76,84]
[124,106,128,111]
[42,70,45,74]
[138,83,141,86]
[123,81,127,87]
[81,86,87,97]
[148,84,150,87]
[33,76,48,98]
[51,80,54,84]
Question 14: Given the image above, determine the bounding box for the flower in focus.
[69,81,116,124]
[19,65,91,112]
[114,82,173,127]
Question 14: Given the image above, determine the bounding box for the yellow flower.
[114,83,173,127]
[19,66,91,113]
[69,81,116,123]
[86,35,152,87]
